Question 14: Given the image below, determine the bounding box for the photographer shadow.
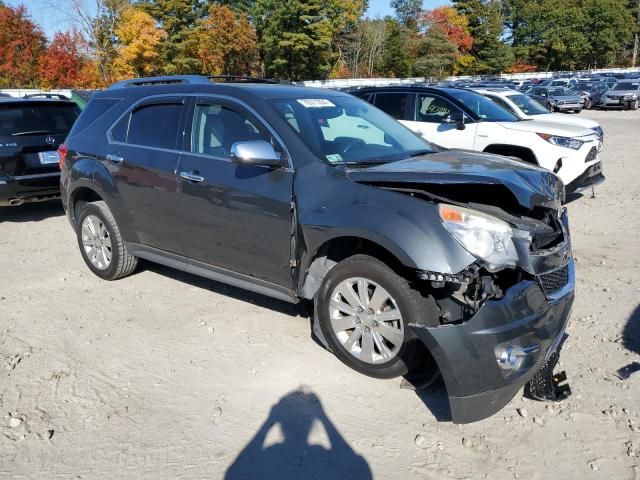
[224,388,372,480]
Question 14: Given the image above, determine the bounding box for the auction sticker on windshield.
[297,99,336,108]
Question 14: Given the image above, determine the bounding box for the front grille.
[585,146,598,163]
[538,264,569,297]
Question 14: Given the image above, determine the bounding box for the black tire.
[574,109,582,114]
[630,100,639,111]
[315,254,438,379]
[76,200,138,280]
[584,98,592,109]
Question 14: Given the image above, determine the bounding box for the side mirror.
[230,140,283,168]
[442,112,466,130]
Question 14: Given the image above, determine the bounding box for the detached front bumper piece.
[410,259,575,424]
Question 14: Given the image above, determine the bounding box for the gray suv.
[60,75,575,423]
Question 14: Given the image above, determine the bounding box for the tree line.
[0,0,638,89]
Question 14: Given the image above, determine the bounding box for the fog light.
[495,343,540,376]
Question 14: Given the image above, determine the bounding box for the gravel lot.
[1,110,639,480]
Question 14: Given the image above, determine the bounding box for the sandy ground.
[1,110,639,480]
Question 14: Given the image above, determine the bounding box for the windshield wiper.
[12,130,51,136]
[343,160,392,167]
[407,150,434,158]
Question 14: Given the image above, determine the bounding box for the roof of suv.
[102,75,348,100]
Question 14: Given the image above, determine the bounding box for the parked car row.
[0,74,612,423]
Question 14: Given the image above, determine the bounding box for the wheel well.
[483,144,537,165]
[300,236,410,300]
[70,187,103,224]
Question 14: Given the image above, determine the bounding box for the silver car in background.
[599,80,640,110]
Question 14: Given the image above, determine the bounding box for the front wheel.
[76,201,138,280]
[315,254,437,379]
[628,100,639,111]
[584,98,592,109]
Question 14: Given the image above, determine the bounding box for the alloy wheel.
[81,214,112,270]
[328,277,404,365]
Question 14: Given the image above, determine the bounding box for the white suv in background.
[354,86,604,193]
[474,88,604,141]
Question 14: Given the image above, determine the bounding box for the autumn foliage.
[0,5,46,88]
[197,5,257,76]
[113,6,166,80]
[38,30,89,88]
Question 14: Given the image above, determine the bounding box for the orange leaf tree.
[0,5,46,87]
[196,5,257,76]
[38,29,89,89]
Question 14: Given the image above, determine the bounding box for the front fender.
[296,163,476,281]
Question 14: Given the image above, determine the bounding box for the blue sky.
[366,0,449,19]
[9,0,450,38]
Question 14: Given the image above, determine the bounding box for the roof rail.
[108,74,294,90]
[107,75,212,89]
[208,75,292,85]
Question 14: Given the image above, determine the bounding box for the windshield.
[574,83,593,91]
[268,95,435,165]
[448,90,519,122]
[506,94,550,115]
[549,87,573,96]
[613,82,640,91]
[0,102,79,136]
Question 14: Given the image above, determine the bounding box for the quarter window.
[126,103,183,149]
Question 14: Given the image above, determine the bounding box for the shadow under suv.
[60,75,575,423]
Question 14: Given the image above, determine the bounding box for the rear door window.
[126,101,184,150]
[372,93,411,120]
[0,102,79,136]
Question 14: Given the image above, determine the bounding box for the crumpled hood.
[497,119,595,138]
[347,150,563,211]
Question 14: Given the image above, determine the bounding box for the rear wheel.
[315,254,437,379]
[76,201,138,280]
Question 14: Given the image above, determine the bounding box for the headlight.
[438,204,518,271]
[593,126,603,138]
[537,133,584,150]
[624,94,638,100]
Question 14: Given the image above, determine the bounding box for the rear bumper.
[0,172,61,206]
[410,259,575,423]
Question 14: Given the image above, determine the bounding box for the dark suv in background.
[60,75,574,423]
[0,97,80,206]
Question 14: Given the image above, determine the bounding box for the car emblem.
[45,136,55,145]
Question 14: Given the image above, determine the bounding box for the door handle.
[106,153,124,164]
[180,171,205,183]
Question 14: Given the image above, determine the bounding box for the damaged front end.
[413,198,573,423]
[378,180,573,423]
